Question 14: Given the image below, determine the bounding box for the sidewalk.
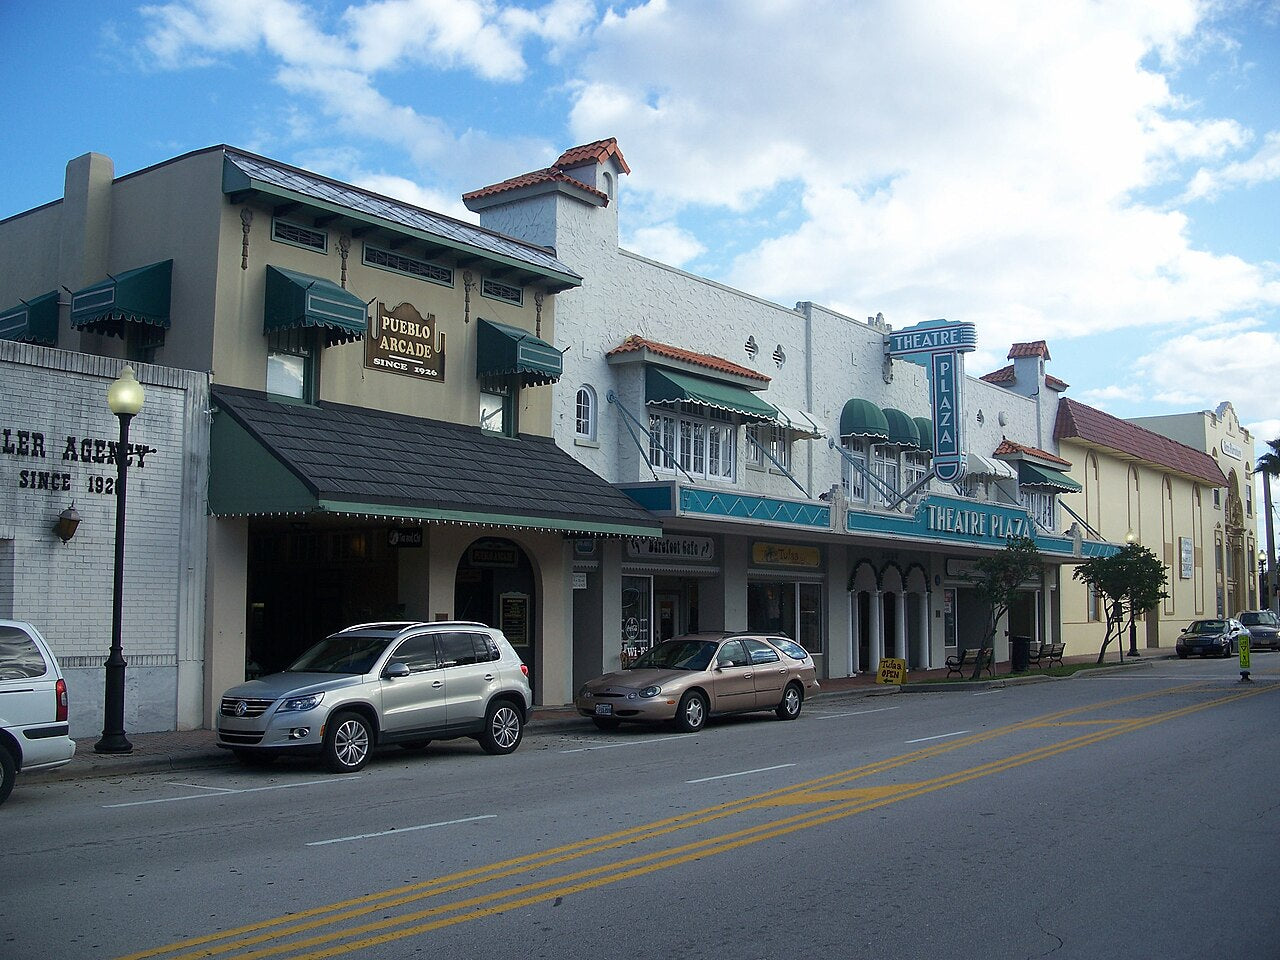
[44,649,1168,783]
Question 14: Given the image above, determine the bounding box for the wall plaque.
[364,301,446,381]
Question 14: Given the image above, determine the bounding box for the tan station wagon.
[575,632,820,732]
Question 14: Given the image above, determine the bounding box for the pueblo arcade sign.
[884,319,976,483]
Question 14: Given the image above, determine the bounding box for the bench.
[945,646,994,678]
[1026,640,1066,670]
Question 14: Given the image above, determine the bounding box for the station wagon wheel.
[675,690,707,732]
[323,711,373,772]
[775,682,803,721]
[0,746,15,806]
[480,700,523,755]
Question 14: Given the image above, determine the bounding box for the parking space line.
[904,730,970,744]
[308,815,497,847]
[813,706,900,720]
[104,776,359,808]
[687,763,795,784]
[560,734,695,754]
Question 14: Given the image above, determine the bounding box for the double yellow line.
[122,681,1273,960]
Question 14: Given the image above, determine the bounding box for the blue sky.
[3,0,1279,455]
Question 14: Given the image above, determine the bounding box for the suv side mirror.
[383,661,411,679]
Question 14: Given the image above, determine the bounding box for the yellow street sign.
[876,657,907,685]
[1239,635,1251,670]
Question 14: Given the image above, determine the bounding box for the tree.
[1072,543,1169,665]
[964,535,1043,678]
[1255,438,1280,610]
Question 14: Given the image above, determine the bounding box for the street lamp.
[1124,532,1141,659]
[94,365,145,755]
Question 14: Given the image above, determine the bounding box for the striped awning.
[773,406,825,438]
[1017,461,1082,492]
[476,317,563,387]
[264,265,367,346]
[645,368,776,421]
[70,260,173,335]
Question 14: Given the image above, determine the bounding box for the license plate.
[594,704,613,716]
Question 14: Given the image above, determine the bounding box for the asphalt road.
[4,654,1279,960]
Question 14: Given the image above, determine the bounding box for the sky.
[2,0,1279,459]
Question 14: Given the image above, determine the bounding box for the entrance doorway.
[456,537,536,677]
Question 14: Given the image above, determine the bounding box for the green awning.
[1017,461,1082,492]
[839,398,890,440]
[264,265,367,346]
[645,367,776,421]
[476,317,563,387]
[70,260,172,334]
[913,418,933,453]
[881,407,921,448]
[0,291,59,346]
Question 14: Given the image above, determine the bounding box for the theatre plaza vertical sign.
[365,301,446,381]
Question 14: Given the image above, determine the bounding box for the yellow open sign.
[876,657,907,685]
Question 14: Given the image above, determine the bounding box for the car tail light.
[520,664,529,677]
[55,678,68,722]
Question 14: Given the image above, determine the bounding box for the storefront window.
[1020,489,1056,531]
[841,438,868,502]
[747,580,824,654]
[621,575,653,660]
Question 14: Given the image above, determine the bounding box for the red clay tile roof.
[462,167,606,204]
[993,438,1073,467]
[606,335,771,382]
[555,138,631,174]
[1054,398,1228,487]
[979,363,1069,391]
[464,138,629,204]
[1008,341,1051,360]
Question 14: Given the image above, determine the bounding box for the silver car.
[0,620,77,806]
[575,632,821,732]
[217,621,531,772]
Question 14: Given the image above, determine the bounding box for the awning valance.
[773,406,825,438]
[1017,461,1082,492]
[913,418,934,454]
[476,317,563,387]
[839,398,890,440]
[645,368,776,421]
[264,266,367,346]
[0,291,58,346]
[70,260,172,334]
[882,407,921,448]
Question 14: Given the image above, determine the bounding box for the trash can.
[1010,635,1031,673]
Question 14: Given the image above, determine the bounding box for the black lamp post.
[1124,532,1141,659]
[94,365,145,755]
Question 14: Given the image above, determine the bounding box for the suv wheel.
[479,700,523,755]
[0,746,15,806]
[324,711,373,772]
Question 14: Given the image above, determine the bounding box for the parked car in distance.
[0,620,76,806]
[1175,618,1247,659]
[216,621,531,772]
[575,632,820,733]
[1236,610,1280,650]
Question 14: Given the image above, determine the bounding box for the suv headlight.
[279,692,324,712]
[638,685,662,699]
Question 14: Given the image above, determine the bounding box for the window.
[272,217,327,253]
[482,277,523,305]
[387,635,439,673]
[746,424,765,467]
[872,444,899,506]
[904,450,930,506]
[1247,485,1253,517]
[436,632,481,667]
[1021,489,1056,531]
[649,407,735,481]
[267,329,317,402]
[1214,488,1221,509]
[480,388,511,435]
[363,244,453,286]
[841,438,868,502]
[575,386,597,441]
[747,424,788,469]
[0,626,48,680]
[744,638,781,665]
[716,640,750,667]
[1086,581,1100,622]
[746,581,824,654]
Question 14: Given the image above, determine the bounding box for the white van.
[0,621,77,805]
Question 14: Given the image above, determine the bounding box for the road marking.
[972,689,1003,696]
[103,777,358,808]
[687,764,795,784]
[813,706,900,720]
[904,730,970,744]
[560,734,695,753]
[166,782,237,793]
[308,816,497,847]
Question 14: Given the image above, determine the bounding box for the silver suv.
[216,621,532,772]
[1,620,77,806]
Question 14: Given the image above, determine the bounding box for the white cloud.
[624,223,706,267]
[1135,330,1280,418]
[1182,131,1280,201]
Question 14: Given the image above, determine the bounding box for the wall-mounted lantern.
[53,503,81,543]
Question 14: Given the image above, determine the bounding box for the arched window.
[1127,466,1141,539]
[575,385,596,441]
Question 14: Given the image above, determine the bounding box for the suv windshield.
[288,634,393,674]
[631,640,716,671]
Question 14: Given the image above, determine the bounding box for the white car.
[0,621,77,806]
